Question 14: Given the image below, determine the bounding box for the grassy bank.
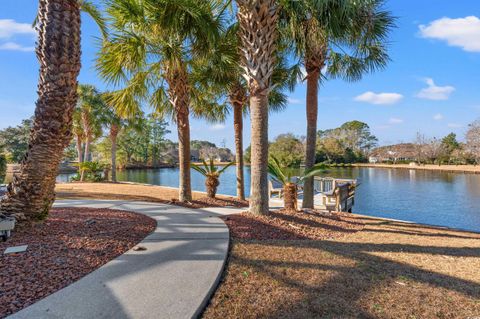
[204,215,480,319]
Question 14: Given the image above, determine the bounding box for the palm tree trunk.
[302,68,320,208]
[110,124,119,182]
[166,64,192,202]
[82,111,91,164]
[249,94,270,214]
[230,84,247,200]
[83,136,91,163]
[80,135,91,182]
[75,134,83,163]
[177,109,191,201]
[283,182,298,211]
[302,52,325,209]
[205,176,219,198]
[237,0,278,215]
[0,0,81,220]
[233,103,245,200]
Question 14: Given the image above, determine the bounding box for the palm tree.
[97,0,226,202]
[280,0,395,208]
[193,24,298,201]
[77,85,105,166]
[192,160,234,198]
[0,0,105,220]
[268,156,326,211]
[72,107,85,164]
[236,0,279,215]
[108,120,121,182]
[97,92,129,183]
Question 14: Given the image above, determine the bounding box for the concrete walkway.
[10,199,244,319]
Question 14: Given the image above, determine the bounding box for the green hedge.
[0,154,6,183]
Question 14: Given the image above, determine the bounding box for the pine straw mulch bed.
[0,207,156,318]
[204,212,480,319]
[222,209,363,240]
[168,196,249,209]
[56,183,248,209]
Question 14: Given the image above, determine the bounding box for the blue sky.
[1,1,480,150]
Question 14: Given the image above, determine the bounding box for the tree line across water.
[4,113,478,185]
[244,120,480,167]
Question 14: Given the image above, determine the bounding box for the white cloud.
[419,16,480,52]
[389,117,404,124]
[433,113,444,120]
[447,123,463,128]
[0,41,34,52]
[209,124,225,131]
[287,97,303,105]
[0,19,35,39]
[354,91,403,105]
[416,78,455,100]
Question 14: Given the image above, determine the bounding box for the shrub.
[191,160,234,198]
[72,161,106,182]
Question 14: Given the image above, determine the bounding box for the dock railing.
[313,177,358,212]
[313,177,358,193]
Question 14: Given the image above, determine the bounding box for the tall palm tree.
[72,107,85,164]
[97,0,226,202]
[280,0,395,208]
[193,24,298,201]
[77,85,105,166]
[236,0,279,215]
[99,93,126,183]
[0,0,105,220]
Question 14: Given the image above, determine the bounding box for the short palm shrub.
[71,161,106,182]
[192,160,234,198]
[268,156,327,211]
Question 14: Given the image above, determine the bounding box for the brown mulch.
[223,209,364,240]
[0,207,156,318]
[56,183,248,209]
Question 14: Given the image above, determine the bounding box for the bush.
[0,154,6,183]
[72,161,106,182]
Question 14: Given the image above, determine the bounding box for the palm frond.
[217,162,234,174]
[191,162,208,176]
[303,163,328,180]
[81,0,108,39]
[267,156,288,185]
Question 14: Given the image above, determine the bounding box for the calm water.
[59,167,480,232]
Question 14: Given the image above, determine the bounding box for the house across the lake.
[369,143,418,163]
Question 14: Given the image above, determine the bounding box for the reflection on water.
[58,166,480,232]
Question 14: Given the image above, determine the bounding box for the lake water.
[58,167,480,232]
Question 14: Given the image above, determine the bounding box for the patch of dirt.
[223,209,363,240]
[0,207,156,318]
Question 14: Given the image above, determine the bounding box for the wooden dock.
[312,177,357,212]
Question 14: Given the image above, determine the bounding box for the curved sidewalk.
[9,199,242,319]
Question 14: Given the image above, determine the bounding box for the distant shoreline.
[353,163,480,174]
